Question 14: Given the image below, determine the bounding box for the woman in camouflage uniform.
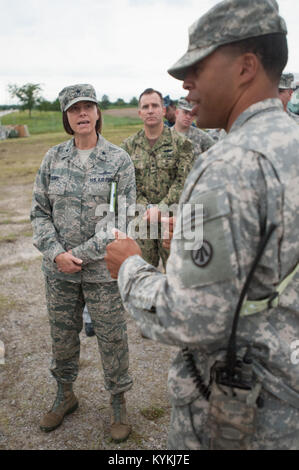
[31,84,135,442]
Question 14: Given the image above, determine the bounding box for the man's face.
[138,93,165,128]
[279,88,293,111]
[176,108,193,130]
[183,48,239,130]
[165,105,176,123]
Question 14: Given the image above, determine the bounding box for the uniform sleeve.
[201,132,215,153]
[117,153,263,349]
[72,153,136,264]
[30,150,66,262]
[158,138,194,208]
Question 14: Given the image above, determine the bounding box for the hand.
[55,251,83,274]
[161,216,176,250]
[143,206,161,224]
[105,229,142,279]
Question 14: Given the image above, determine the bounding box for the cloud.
[1,0,299,104]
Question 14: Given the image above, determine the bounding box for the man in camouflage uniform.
[105,0,299,450]
[172,98,214,164]
[205,127,227,142]
[278,72,299,124]
[163,95,177,127]
[31,84,135,442]
[288,88,299,116]
[121,88,194,269]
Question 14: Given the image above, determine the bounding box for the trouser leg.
[83,281,133,395]
[167,397,209,450]
[45,276,84,383]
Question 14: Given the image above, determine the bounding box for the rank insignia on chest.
[192,240,213,267]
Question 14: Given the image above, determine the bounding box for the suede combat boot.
[40,382,78,432]
[110,392,131,442]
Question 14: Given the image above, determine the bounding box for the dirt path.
[0,181,176,450]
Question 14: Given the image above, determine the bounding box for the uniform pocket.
[156,152,176,169]
[48,176,66,195]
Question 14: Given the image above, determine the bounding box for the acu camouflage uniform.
[117,0,299,448]
[121,126,194,268]
[31,134,135,394]
[279,73,299,124]
[286,107,299,124]
[205,128,227,142]
[118,98,299,450]
[171,125,214,166]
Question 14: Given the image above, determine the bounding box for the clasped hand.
[55,250,83,273]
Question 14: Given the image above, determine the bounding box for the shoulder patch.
[191,240,213,267]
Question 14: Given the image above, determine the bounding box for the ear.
[163,106,166,117]
[238,52,259,84]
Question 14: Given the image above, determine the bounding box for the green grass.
[1,111,63,134]
[140,406,166,421]
[102,115,141,128]
[1,110,142,136]
[0,110,142,188]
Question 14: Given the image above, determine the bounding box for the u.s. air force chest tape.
[171,186,238,288]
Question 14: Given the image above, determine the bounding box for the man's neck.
[174,122,188,134]
[144,122,164,140]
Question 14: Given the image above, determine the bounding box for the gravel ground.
[0,183,177,451]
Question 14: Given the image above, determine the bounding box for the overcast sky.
[1,0,299,105]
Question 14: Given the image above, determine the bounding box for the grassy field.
[0,111,142,189]
[1,110,141,135]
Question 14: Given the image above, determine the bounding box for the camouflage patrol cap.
[58,84,98,112]
[177,98,193,111]
[168,0,287,81]
[279,73,294,90]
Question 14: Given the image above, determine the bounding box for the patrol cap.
[177,98,193,111]
[279,73,294,90]
[168,0,287,81]
[58,84,98,112]
[163,95,175,107]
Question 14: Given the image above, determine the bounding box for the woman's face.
[66,101,99,136]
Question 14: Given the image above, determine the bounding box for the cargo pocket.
[174,186,238,288]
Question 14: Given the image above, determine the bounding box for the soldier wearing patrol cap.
[105,0,299,450]
[121,88,194,270]
[278,73,299,123]
[288,87,299,116]
[31,84,135,442]
[172,98,214,164]
[163,95,177,127]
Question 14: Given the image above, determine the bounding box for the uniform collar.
[60,134,108,170]
[229,98,284,134]
[141,125,172,151]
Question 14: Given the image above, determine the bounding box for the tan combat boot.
[110,392,131,442]
[40,382,78,432]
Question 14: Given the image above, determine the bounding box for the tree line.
[3,83,139,117]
